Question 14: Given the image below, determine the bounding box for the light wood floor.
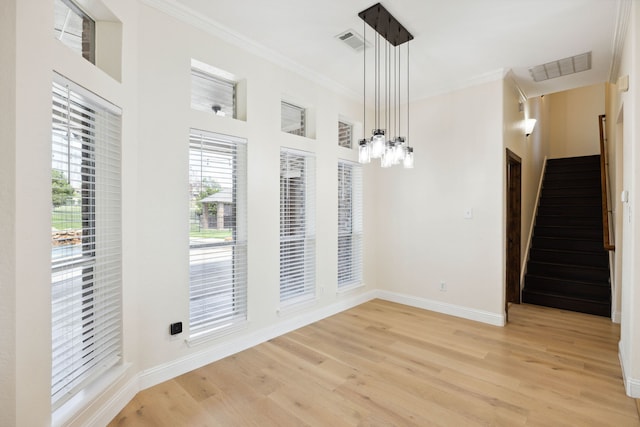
[109,300,640,426]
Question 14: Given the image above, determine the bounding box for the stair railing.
[599,114,615,251]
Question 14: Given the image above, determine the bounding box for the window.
[51,76,121,409]
[281,101,306,136]
[189,129,247,339]
[338,121,353,149]
[280,149,315,305]
[53,0,95,64]
[337,161,363,288]
[191,66,237,118]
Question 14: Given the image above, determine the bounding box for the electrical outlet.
[440,281,447,292]
[170,322,182,335]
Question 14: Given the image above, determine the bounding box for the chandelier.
[358,3,414,169]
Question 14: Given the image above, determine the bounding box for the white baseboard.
[612,310,621,324]
[376,290,505,327]
[83,374,140,427]
[619,341,640,398]
[138,289,378,390]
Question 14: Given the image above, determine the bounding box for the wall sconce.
[524,118,536,137]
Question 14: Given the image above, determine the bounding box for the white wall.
[370,80,505,323]
[617,0,640,397]
[548,83,606,159]
[0,0,17,424]
[133,3,371,375]
[503,78,553,286]
[2,0,379,424]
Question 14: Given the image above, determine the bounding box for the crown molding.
[609,0,632,83]
[140,0,360,101]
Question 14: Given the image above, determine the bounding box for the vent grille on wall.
[529,52,592,82]
[336,29,366,51]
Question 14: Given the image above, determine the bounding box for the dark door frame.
[506,149,522,320]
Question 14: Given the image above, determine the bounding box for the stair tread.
[528,259,609,271]
[523,288,610,304]
[533,235,604,243]
[524,273,610,287]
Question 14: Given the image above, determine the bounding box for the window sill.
[52,362,131,427]
[337,282,365,294]
[277,296,318,317]
[186,320,248,348]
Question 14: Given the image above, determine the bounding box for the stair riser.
[539,196,602,207]
[542,187,601,197]
[543,178,601,189]
[527,262,609,283]
[534,226,603,239]
[535,216,602,227]
[532,237,604,252]
[529,249,609,268]
[547,155,601,166]
[524,275,610,299]
[522,290,611,317]
[537,205,601,217]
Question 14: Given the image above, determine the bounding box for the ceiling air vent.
[529,52,592,82]
[336,29,366,51]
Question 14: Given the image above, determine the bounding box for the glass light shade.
[524,118,536,136]
[403,147,414,169]
[358,139,371,164]
[381,142,394,168]
[371,130,386,159]
[393,139,405,164]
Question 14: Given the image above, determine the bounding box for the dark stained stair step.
[527,261,609,283]
[524,275,611,300]
[538,205,601,217]
[547,155,601,167]
[534,225,603,239]
[522,289,611,317]
[539,195,602,207]
[529,248,609,268]
[542,186,601,197]
[535,215,602,227]
[532,236,604,252]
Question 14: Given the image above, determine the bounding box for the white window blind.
[191,68,236,118]
[189,129,247,339]
[338,121,353,149]
[280,149,316,304]
[281,101,305,136]
[53,0,95,64]
[51,76,122,409]
[337,161,363,288]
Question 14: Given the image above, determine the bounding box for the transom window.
[53,0,95,63]
[281,101,306,136]
[338,121,353,149]
[191,66,237,119]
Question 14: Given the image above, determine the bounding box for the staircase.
[523,155,611,317]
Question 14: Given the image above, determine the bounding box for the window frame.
[281,101,306,137]
[188,129,248,342]
[279,148,316,306]
[337,160,363,289]
[338,120,353,149]
[50,73,122,410]
[53,0,96,64]
[190,66,238,119]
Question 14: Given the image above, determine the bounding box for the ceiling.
[167,0,623,101]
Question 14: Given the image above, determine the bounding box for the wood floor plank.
[108,300,640,426]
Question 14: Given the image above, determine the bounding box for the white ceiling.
[167,0,623,100]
